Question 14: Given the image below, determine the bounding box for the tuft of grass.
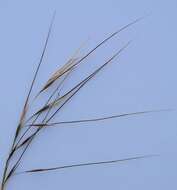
[1,13,166,190]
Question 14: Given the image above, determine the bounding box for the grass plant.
[1,13,165,190]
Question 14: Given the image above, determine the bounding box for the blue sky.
[0,0,177,189]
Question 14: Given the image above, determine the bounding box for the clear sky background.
[0,0,177,189]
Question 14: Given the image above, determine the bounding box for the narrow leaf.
[20,154,157,174]
[31,109,170,127]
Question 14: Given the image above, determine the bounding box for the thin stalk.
[1,12,55,190]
